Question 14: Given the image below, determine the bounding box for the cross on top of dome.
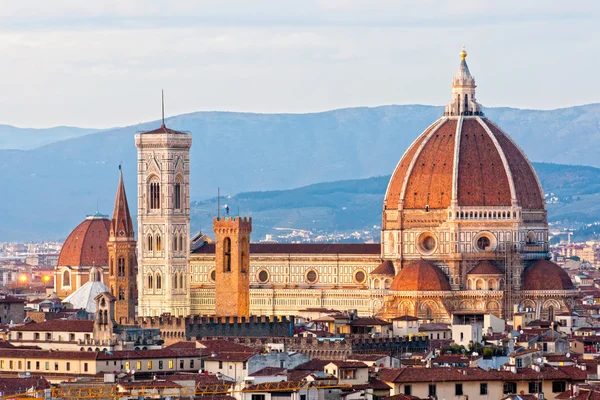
[444,45,483,117]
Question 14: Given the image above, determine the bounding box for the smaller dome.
[370,260,395,276]
[58,215,111,267]
[390,260,451,291]
[468,261,503,275]
[523,259,574,291]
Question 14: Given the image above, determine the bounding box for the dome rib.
[399,118,449,207]
[450,116,464,203]
[485,120,545,210]
[477,117,517,204]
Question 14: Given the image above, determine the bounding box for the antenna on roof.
[119,162,122,171]
[217,187,220,219]
[161,89,165,126]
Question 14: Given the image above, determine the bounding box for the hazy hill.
[0,125,99,150]
[189,162,600,240]
[3,104,600,240]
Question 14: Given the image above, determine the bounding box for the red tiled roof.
[248,367,287,377]
[12,319,95,333]
[0,296,26,303]
[468,261,503,275]
[379,365,587,384]
[193,243,380,255]
[140,124,188,135]
[371,260,395,276]
[327,361,369,368]
[57,217,110,267]
[390,260,451,291]
[349,317,391,326]
[295,359,336,371]
[523,259,575,291]
[0,377,50,396]
[383,117,544,211]
[391,315,419,322]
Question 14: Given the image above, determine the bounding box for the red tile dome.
[57,214,111,267]
[522,259,574,291]
[467,261,503,275]
[390,260,451,291]
[383,117,544,211]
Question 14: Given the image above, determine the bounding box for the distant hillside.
[0,125,99,150]
[3,104,600,240]
[190,162,600,240]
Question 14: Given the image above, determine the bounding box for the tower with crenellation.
[214,216,252,317]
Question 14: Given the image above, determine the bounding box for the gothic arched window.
[156,273,162,290]
[174,273,178,289]
[174,182,181,210]
[149,180,161,210]
[147,235,153,252]
[118,258,125,276]
[156,235,162,252]
[179,234,184,252]
[147,274,153,289]
[223,237,231,272]
[173,234,178,252]
[118,286,125,300]
[179,273,184,290]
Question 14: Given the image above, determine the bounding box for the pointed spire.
[110,166,135,239]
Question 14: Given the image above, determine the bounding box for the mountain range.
[2,103,600,241]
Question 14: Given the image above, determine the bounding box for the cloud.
[0,1,598,127]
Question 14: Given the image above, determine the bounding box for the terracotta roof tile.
[390,260,451,291]
[384,117,545,211]
[12,319,95,332]
[403,119,456,209]
[467,261,503,275]
[370,260,396,276]
[57,217,110,267]
[523,259,575,291]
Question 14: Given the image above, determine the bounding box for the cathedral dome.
[522,259,574,291]
[468,261,503,275]
[57,213,111,267]
[383,49,544,212]
[390,260,451,291]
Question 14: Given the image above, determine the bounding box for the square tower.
[213,216,252,317]
[135,124,192,317]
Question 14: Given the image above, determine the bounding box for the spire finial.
[460,45,467,60]
[161,89,165,127]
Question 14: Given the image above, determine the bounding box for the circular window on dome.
[257,269,269,284]
[306,270,318,284]
[209,269,216,283]
[354,270,366,284]
[474,232,497,252]
[417,232,438,255]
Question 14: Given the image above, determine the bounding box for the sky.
[0,0,599,128]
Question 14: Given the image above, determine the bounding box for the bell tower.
[135,116,192,317]
[214,216,252,317]
[107,167,137,324]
